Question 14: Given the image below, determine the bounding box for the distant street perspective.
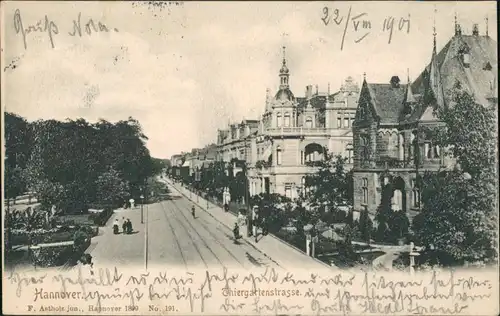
[89,181,281,270]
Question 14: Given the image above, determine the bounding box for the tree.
[205,161,229,200]
[358,208,373,243]
[412,87,497,263]
[304,153,351,217]
[250,193,292,233]
[374,183,394,242]
[389,211,410,241]
[4,113,32,201]
[24,116,156,213]
[95,168,130,208]
[5,166,26,202]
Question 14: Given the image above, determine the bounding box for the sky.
[1,1,497,159]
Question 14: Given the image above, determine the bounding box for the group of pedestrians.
[113,217,133,234]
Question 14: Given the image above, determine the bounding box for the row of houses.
[171,21,497,218]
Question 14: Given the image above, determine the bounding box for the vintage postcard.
[1,1,498,315]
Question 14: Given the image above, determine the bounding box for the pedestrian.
[191,205,196,218]
[126,218,133,233]
[233,222,241,241]
[113,218,119,234]
[122,217,127,234]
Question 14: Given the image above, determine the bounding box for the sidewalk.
[165,179,335,270]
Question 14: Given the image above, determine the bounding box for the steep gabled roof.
[365,83,407,124]
[413,34,497,108]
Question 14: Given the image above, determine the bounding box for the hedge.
[88,207,114,226]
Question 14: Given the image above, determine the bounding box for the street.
[88,188,277,270]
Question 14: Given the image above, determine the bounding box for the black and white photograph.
[2,1,498,315]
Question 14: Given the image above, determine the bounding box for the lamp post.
[140,194,144,224]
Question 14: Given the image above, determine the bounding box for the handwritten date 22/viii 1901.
[13,9,119,50]
[321,6,410,50]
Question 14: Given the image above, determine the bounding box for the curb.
[167,182,282,268]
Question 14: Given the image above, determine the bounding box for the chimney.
[472,23,479,36]
[390,76,401,88]
[305,85,313,99]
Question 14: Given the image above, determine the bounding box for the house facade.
[352,23,497,220]
[216,47,360,200]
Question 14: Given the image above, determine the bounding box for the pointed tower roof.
[423,16,445,110]
[275,46,295,101]
[404,69,416,104]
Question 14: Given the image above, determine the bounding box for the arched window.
[389,132,398,157]
[398,133,404,160]
[392,190,403,211]
[276,113,282,128]
[284,112,291,127]
[276,146,282,165]
[434,145,440,158]
[305,116,313,128]
[362,178,368,204]
[346,143,354,164]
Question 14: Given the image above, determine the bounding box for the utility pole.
[140,192,144,224]
[144,183,149,271]
[245,138,253,237]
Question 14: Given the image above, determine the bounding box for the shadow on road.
[245,252,264,267]
[122,231,139,235]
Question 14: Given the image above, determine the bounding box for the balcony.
[264,127,330,137]
[375,160,406,169]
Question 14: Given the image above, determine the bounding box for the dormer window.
[483,62,492,71]
[459,45,471,68]
[390,76,401,88]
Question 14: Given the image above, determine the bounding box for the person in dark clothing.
[191,205,196,218]
[122,217,127,234]
[126,218,133,233]
[233,223,241,241]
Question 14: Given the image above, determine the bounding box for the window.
[301,177,306,193]
[285,184,292,198]
[360,135,369,161]
[300,151,304,165]
[411,179,420,208]
[425,142,440,159]
[398,133,404,160]
[425,143,431,159]
[393,190,403,211]
[347,148,354,164]
[362,178,368,204]
[337,116,342,128]
[276,146,282,165]
[344,117,350,128]
[284,112,291,127]
[305,116,313,128]
[345,143,354,164]
[434,145,440,158]
[276,113,282,128]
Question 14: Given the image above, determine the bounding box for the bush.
[73,229,90,253]
[358,209,373,243]
[90,207,114,226]
[33,245,74,267]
